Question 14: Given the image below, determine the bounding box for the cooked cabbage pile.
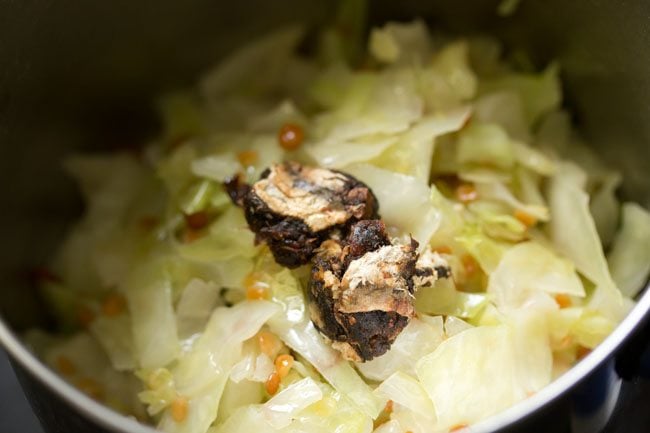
[25,12,650,433]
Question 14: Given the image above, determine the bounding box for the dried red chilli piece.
[225,162,379,268]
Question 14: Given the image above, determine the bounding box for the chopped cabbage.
[216,379,264,423]
[479,64,561,126]
[157,302,279,433]
[590,172,622,247]
[89,315,136,371]
[415,278,488,319]
[443,316,473,338]
[474,91,529,142]
[457,122,515,170]
[175,279,220,339]
[547,163,625,320]
[211,381,372,433]
[372,106,471,182]
[369,20,430,65]
[375,372,435,419]
[124,258,180,369]
[488,241,585,310]
[416,316,551,430]
[608,203,650,297]
[43,333,145,417]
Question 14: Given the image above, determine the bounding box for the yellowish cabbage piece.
[547,163,625,321]
[416,313,551,430]
[157,301,279,433]
[608,203,650,297]
[488,241,585,310]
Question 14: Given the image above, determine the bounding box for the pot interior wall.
[1,0,649,330]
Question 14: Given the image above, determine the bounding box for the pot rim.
[1,284,649,433]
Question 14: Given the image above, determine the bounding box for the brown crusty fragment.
[225,162,379,268]
[308,220,451,362]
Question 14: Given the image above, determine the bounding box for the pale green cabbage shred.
[25,15,650,433]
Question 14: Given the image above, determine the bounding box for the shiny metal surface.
[0,0,649,432]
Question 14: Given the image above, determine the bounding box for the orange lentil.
[56,356,76,376]
[246,285,268,300]
[265,371,281,395]
[182,228,204,244]
[462,254,479,276]
[275,354,294,378]
[171,396,189,423]
[75,377,104,400]
[184,211,209,230]
[554,294,572,309]
[102,294,126,317]
[514,209,538,228]
[577,346,592,360]
[77,306,96,328]
[244,273,270,300]
[433,245,453,255]
[237,150,258,167]
[455,183,478,203]
[258,331,281,357]
[277,123,304,151]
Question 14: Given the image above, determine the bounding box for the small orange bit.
[75,377,104,400]
[514,209,538,228]
[184,211,209,230]
[450,424,469,432]
[77,307,96,328]
[274,354,294,378]
[171,396,189,423]
[258,331,281,357]
[278,123,305,151]
[455,183,478,203]
[182,227,205,244]
[237,150,258,167]
[244,273,270,300]
[384,400,394,414]
[265,371,281,395]
[557,335,573,350]
[461,254,479,276]
[554,294,572,309]
[56,356,76,376]
[433,245,453,255]
[577,346,592,360]
[102,294,126,317]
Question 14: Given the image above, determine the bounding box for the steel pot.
[1,1,649,432]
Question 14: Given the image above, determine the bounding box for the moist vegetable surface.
[25,8,650,433]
